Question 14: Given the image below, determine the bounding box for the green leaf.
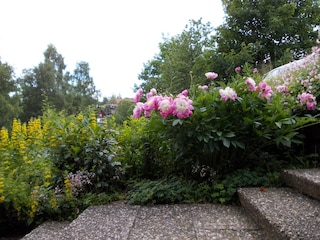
[285,131,299,139]
[172,119,182,126]
[282,118,293,125]
[222,137,230,148]
[216,131,222,137]
[275,122,282,128]
[282,140,291,148]
[225,132,236,138]
[71,145,81,155]
[199,107,207,112]
[254,121,262,126]
[243,117,253,123]
[234,140,245,149]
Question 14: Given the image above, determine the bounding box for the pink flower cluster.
[133,89,194,119]
[245,78,257,92]
[257,82,273,102]
[219,87,237,101]
[245,77,317,110]
[299,92,317,110]
[245,78,273,102]
[276,85,289,93]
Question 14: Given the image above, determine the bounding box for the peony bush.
[131,55,320,180]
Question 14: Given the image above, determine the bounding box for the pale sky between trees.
[0,0,225,99]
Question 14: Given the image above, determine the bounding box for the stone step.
[282,168,320,201]
[21,221,70,240]
[21,202,267,239]
[238,187,320,240]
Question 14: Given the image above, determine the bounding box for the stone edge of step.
[282,168,320,201]
[238,187,320,240]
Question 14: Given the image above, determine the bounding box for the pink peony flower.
[172,95,194,119]
[178,89,189,97]
[198,85,209,90]
[134,88,143,103]
[144,95,159,112]
[306,101,317,110]
[205,72,218,79]
[245,78,257,92]
[132,102,144,118]
[253,68,258,73]
[299,92,317,110]
[158,96,174,118]
[219,87,237,101]
[257,82,273,102]
[147,88,157,99]
[276,85,289,93]
[235,66,241,72]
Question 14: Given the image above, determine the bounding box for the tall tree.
[137,19,214,95]
[19,44,68,121]
[213,0,320,78]
[70,61,99,111]
[0,59,21,129]
[19,45,99,121]
[113,98,134,125]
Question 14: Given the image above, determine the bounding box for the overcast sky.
[0,0,225,99]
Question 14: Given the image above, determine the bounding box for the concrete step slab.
[56,203,140,240]
[20,203,268,240]
[282,168,320,201]
[238,187,320,240]
[21,221,70,240]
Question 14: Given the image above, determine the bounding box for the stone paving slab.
[22,202,268,240]
[190,204,266,240]
[128,205,195,239]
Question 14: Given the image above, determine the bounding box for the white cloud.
[0,0,225,98]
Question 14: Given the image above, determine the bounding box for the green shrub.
[131,83,316,181]
[42,110,123,192]
[0,108,125,230]
[212,168,282,204]
[125,165,282,205]
[0,118,67,230]
[126,178,205,205]
[117,116,174,179]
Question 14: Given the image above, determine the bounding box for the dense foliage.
[0,109,124,235]
[129,56,320,180]
[0,60,21,129]
[19,45,100,122]
[136,0,320,93]
[214,0,320,79]
[0,44,100,129]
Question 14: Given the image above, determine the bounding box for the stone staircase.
[20,168,320,240]
[238,168,320,240]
